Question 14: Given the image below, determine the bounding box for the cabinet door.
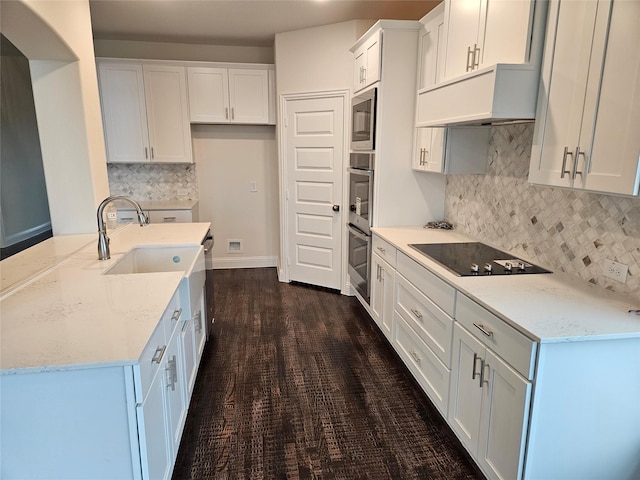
[137,368,171,480]
[583,0,640,196]
[193,289,207,361]
[364,34,381,87]
[478,349,532,480]
[529,0,599,188]
[443,0,483,79]
[180,314,197,398]
[164,326,187,458]
[353,47,367,91]
[418,3,445,90]
[143,65,193,163]
[480,0,534,68]
[98,63,150,163]
[228,69,270,124]
[187,67,230,123]
[448,323,484,456]
[371,252,395,339]
[370,253,385,329]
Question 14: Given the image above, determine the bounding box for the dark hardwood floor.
[172,268,483,480]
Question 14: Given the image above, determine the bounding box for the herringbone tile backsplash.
[445,123,640,303]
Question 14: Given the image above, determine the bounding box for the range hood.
[415,63,541,127]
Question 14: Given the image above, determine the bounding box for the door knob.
[332,205,340,212]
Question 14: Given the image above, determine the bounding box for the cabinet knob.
[332,204,340,212]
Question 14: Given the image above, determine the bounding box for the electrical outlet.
[249,181,257,192]
[603,259,628,284]
[177,189,188,197]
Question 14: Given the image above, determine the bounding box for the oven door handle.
[347,167,373,177]
[348,224,370,241]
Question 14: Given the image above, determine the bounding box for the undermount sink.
[104,245,206,314]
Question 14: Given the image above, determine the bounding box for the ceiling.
[89,0,439,47]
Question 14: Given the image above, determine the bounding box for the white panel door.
[285,96,345,290]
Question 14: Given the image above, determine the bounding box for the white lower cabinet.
[449,323,532,480]
[371,252,395,339]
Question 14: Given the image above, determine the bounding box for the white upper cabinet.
[443,0,536,80]
[98,61,193,164]
[529,0,640,196]
[187,67,273,124]
[351,30,381,93]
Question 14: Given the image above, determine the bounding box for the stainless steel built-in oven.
[351,88,376,151]
[348,224,371,303]
[347,152,374,303]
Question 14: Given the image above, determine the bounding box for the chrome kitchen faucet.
[97,196,148,260]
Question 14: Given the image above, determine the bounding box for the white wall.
[94,39,274,64]
[192,125,279,268]
[0,0,110,235]
[274,20,367,95]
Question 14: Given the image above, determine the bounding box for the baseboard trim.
[212,256,278,270]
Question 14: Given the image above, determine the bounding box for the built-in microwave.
[351,88,376,151]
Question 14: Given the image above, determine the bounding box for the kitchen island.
[0,222,210,480]
[369,226,640,480]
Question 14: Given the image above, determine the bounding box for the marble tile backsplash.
[107,163,198,201]
[445,123,640,303]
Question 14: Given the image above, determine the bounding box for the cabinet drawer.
[395,274,453,367]
[372,235,396,267]
[456,293,536,379]
[394,311,450,417]
[135,292,181,404]
[148,209,192,223]
[397,252,456,317]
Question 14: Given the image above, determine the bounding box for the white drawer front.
[148,209,192,223]
[456,293,536,379]
[397,252,456,317]
[395,274,453,367]
[394,311,450,417]
[372,235,397,268]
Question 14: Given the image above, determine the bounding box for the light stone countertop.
[373,226,640,343]
[0,222,211,374]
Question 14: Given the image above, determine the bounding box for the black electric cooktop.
[409,242,552,277]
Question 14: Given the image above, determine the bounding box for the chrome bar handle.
[194,310,202,333]
[166,355,177,391]
[225,107,229,120]
[479,359,489,387]
[152,345,167,364]
[472,353,482,380]
[171,307,182,322]
[473,322,493,337]
[561,146,573,178]
[150,147,155,159]
[231,107,235,120]
[473,44,481,69]
[466,46,474,72]
[410,351,421,364]
[410,308,423,321]
[362,67,367,83]
[573,147,584,179]
[376,246,386,254]
[144,147,148,159]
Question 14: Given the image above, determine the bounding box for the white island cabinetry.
[0,223,211,480]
